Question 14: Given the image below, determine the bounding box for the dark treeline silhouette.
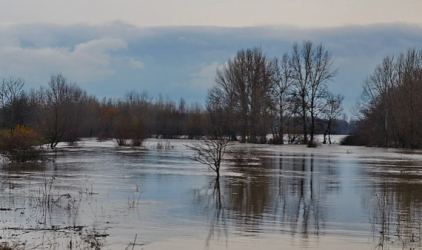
[0,74,208,151]
[346,48,422,148]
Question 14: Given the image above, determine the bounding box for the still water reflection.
[1,139,422,249]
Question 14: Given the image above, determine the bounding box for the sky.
[1,1,422,117]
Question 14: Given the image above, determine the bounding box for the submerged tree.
[37,74,87,148]
[290,41,337,145]
[322,92,344,144]
[210,47,278,143]
[186,137,230,179]
[271,54,293,144]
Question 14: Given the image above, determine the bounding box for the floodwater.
[2,137,422,249]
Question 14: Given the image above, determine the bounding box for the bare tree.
[290,41,337,145]
[38,74,84,148]
[212,47,277,143]
[271,53,293,144]
[359,56,397,146]
[0,78,26,128]
[186,136,230,180]
[188,85,234,178]
[207,86,235,140]
[0,78,24,108]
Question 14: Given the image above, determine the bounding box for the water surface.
[1,138,422,249]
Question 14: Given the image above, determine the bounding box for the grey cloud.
[1,22,422,114]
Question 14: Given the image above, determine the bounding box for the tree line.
[0,40,350,160]
[0,74,209,151]
[349,48,422,148]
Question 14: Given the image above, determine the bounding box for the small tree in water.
[186,69,233,179]
[186,137,230,179]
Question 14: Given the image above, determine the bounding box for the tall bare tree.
[290,41,337,145]
[358,56,398,146]
[38,74,84,148]
[211,47,278,143]
[271,53,293,144]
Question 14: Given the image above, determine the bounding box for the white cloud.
[128,58,144,69]
[0,38,128,85]
[74,38,127,56]
[190,62,223,90]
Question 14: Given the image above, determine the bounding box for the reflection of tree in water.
[192,178,228,249]
[193,151,340,246]
[363,161,422,249]
[225,153,339,238]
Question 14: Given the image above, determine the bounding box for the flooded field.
[2,138,422,249]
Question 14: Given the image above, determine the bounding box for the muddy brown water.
[1,138,422,249]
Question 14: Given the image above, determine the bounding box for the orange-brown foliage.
[1,125,40,150]
[0,125,43,162]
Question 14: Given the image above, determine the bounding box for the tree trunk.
[328,120,332,144]
[279,101,284,144]
[323,130,327,144]
[310,113,315,144]
[302,93,308,144]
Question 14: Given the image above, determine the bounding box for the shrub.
[115,138,130,146]
[0,244,14,250]
[0,125,44,163]
[114,116,148,147]
[268,136,284,145]
[340,135,366,146]
[307,139,321,148]
[131,138,143,147]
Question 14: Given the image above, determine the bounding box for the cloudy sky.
[1,1,422,115]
